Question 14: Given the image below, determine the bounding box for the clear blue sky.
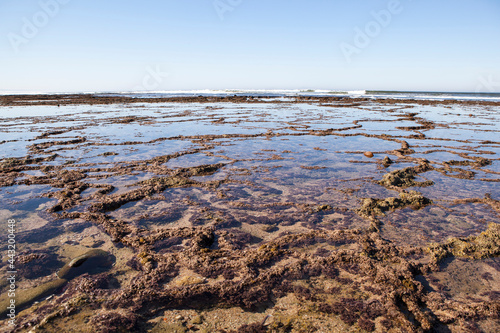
[1,0,499,93]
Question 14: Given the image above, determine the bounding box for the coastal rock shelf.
[0,95,499,332]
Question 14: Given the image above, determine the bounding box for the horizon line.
[1,89,500,96]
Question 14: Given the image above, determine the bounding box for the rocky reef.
[0,95,498,332]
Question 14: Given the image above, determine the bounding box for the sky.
[0,0,499,93]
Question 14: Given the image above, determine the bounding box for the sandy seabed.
[0,95,499,332]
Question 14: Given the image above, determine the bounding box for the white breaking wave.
[347,90,366,95]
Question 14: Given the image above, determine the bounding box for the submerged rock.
[56,249,115,280]
[0,249,114,316]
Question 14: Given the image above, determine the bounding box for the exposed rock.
[378,162,433,188]
[357,191,432,219]
[173,275,206,287]
[428,222,500,264]
[382,156,393,167]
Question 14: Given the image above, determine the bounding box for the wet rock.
[317,204,333,211]
[382,156,393,167]
[377,163,433,188]
[173,275,206,287]
[0,249,115,317]
[151,322,186,333]
[57,249,115,280]
[261,224,278,232]
[428,222,500,263]
[17,250,63,279]
[444,157,491,168]
[99,152,118,157]
[190,314,203,325]
[90,311,137,333]
[364,151,374,158]
[357,191,432,219]
[395,141,415,156]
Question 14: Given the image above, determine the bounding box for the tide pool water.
[0,97,499,332]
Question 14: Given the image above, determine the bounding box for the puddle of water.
[380,203,496,246]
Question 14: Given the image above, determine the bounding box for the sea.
[1,89,500,102]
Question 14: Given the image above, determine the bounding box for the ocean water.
[107,89,500,102]
[2,89,500,102]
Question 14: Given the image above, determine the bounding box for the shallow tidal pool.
[0,97,499,332]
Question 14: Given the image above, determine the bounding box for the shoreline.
[2,94,500,107]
